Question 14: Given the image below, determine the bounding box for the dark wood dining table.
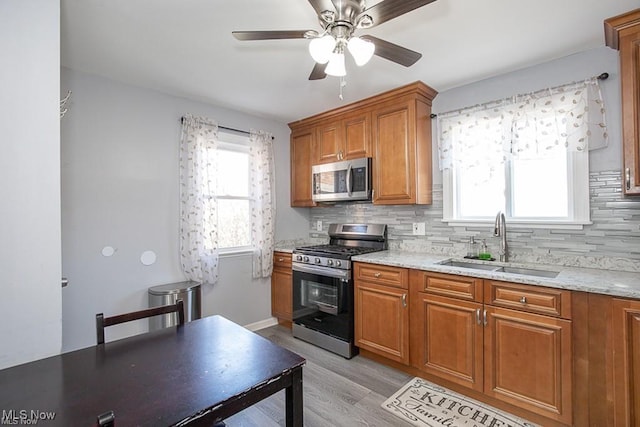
[0,315,305,426]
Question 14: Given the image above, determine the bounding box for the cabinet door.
[613,298,640,426]
[355,281,409,364]
[484,306,572,425]
[411,292,484,392]
[290,128,315,206]
[343,111,370,160]
[316,121,342,164]
[620,25,640,195]
[271,267,292,321]
[371,101,416,204]
[605,10,640,195]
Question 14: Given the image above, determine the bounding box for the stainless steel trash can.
[148,281,201,331]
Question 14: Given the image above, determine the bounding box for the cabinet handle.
[520,296,527,304]
[374,272,381,278]
[483,309,488,326]
[626,168,631,191]
[402,294,407,308]
[475,308,481,325]
[278,258,284,262]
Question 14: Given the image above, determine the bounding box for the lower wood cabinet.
[411,292,484,391]
[613,298,640,426]
[354,263,410,364]
[408,270,573,425]
[271,252,292,323]
[483,306,572,424]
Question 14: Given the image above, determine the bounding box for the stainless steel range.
[292,223,387,358]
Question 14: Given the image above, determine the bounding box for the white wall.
[0,1,62,369]
[60,68,309,352]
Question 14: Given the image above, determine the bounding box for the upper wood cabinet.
[371,91,435,205]
[605,9,640,195]
[290,127,315,207]
[316,111,371,164]
[288,81,437,206]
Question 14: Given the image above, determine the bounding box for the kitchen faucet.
[494,211,508,262]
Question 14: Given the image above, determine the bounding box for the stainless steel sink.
[438,260,559,278]
[495,266,559,278]
[438,260,501,271]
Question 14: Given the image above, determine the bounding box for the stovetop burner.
[295,244,380,259]
[293,224,387,269]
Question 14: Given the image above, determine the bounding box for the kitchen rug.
[381,377,539,427]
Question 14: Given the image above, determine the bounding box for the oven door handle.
[292,262,350,280]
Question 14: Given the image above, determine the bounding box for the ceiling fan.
[232,0,438,81]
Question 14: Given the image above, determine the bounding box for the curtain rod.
[180,116,274,140]
[429,72,609,119]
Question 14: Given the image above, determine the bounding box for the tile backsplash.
[308,170,640,273]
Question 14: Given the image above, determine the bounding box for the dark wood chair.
[96,300,185,345]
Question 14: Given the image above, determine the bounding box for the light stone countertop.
[352,250,640,300]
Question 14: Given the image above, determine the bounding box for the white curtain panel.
[179,114,220,285]
[437,77,608,170]
[249,130,276,279]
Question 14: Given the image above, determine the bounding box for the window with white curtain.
[179,114,275,285]
[438,78,608,227]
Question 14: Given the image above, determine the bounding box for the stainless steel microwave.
[312,157,372,203]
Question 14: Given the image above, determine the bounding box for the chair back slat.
[96,299,185,345]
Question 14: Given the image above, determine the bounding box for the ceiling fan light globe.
[347,37,375,66]
[325,52,346,77]
[309,35,336,64]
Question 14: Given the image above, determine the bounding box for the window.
[205,132,252,252]
[439,79,606,228]
[180,114,275,284]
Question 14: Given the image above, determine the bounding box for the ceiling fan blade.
[232,30,310,41]
[360,35,422,67]
[309,62,327,80]
[363,0,438,28]
[307,0,337,16]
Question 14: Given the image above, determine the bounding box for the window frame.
[442,140,591,230]
[210,131,254,255]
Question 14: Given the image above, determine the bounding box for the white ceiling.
[60,0,636,124]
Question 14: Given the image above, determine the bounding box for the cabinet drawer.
[484,280,572,319]
[273,252,292,270]
[410,270,482,302]
[355,262,408,289]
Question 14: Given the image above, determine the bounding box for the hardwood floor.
[224,324,414,426]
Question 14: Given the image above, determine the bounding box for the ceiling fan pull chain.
[339,76,347,100]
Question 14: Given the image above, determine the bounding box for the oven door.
[292,263,353,342]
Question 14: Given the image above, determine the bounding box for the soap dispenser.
[466,236,478,259]
[478,240,492,260]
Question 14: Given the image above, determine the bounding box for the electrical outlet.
[316,220,322,231]
[412,222,426,236]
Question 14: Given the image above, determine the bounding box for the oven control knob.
[303,256,309,262]
[296,255,302,261]
[336,260,342,267]
[315,258,321,264]
[327,259,333,266]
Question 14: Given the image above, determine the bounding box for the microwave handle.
[346,163,352,196]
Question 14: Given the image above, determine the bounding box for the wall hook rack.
[60,91,72,119]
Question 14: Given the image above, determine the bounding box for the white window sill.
[219,248,254,258]
[441,219,591,230]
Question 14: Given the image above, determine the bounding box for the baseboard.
[243,317,279,331]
